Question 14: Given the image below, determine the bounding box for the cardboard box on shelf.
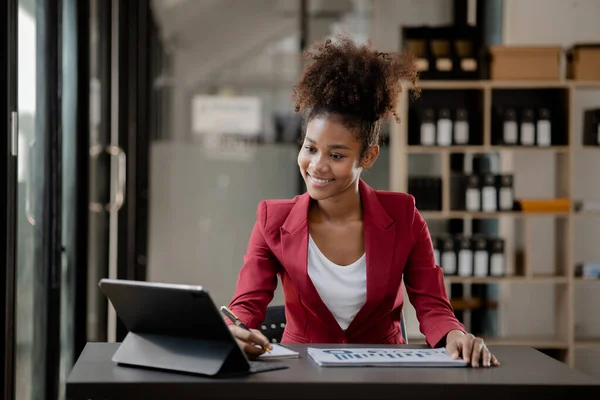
[488,46,561,80]
[567,44,600,81]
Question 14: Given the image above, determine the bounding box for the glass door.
[85,0,113,345]
[4,0,92,398]
[2,0,18,398]
[14,0,49,397]
[13,0,67,398]
[59,0,85,398]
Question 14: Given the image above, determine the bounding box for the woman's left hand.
[445,330,500,368]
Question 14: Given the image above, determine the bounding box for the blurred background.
[2,0,600,399]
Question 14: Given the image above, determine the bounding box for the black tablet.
[98,278,287,377]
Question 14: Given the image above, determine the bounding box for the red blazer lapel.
[346,180,396,337]
[280,181,396,339]
[280,192,343,335]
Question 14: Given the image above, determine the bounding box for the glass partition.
[146,0,379,308]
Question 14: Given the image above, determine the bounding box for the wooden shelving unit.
[420,211,570,219]
[390,80,600,368]
[406,145,570,154]
[575,339,600,349]
[444,276,569,284]
[410,336,569,349]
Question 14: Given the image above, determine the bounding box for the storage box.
[488,46,561,80]
[567,44,600,81]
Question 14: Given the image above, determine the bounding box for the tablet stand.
[112,332,254,377]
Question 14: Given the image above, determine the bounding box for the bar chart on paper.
[307,348,468,367]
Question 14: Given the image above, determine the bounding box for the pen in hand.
[220,306,272,353]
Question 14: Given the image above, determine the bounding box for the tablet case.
[113,332,286,377]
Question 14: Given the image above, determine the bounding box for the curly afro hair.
[293,32,419,157]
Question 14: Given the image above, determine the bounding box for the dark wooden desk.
[66,343,599,399]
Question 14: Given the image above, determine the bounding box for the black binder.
[98,279,288,377]
[583,109,600,146]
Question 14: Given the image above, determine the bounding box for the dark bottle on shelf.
[441,236,457,276]
[496,174,515,211]
[481,173,498,212]
[520,108,536,146]
[537,108,552,147]
[454,108,469,145]
[420,108,436,146]
[457,235,474,277]
[465,174,481,212]
[437,108,453,146]
[489,238,506,276]
[502,107,518,145]
[583,108,600,146]
[432,237,441,266]
[473,236,490,277]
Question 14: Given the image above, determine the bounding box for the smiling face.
[297,115,379,201]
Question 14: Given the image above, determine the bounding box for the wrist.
[446,329,465,343]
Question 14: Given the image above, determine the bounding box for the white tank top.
[307,235,367,330]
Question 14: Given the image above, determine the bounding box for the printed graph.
[322,349,445,361]
[307,347,467,367]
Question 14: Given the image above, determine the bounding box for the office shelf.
[574,278,600,283]
[574,339,600,348]
[450,298,498,311]
[413,80,487,90]
[420,211,570,219]
[407,145,569,154]
[573,211,600,217]
[408,336,568,349]
[390,79,594,369]
[444,276,568,284]
[407,145,487,153]
[482,337,569,349]
[408,80,600,90]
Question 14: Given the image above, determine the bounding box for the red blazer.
[228,180,465,347]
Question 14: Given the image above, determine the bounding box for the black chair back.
[259,305,286,343]
[260,306,408,344]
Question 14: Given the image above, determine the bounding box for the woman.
[226,33,499,368]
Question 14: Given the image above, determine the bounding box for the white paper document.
[307,347,467,367]
[258,344,300,360]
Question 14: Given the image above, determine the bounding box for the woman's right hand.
[228,324,272,358]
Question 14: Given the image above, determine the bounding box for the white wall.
[502,0,600,377]
[370,0,452,52]
[503,0,600,46]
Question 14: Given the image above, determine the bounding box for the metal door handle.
[26,139,36,226]
[89,145,126,212]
